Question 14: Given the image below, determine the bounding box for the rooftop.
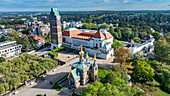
[71,61,92,70]
[72,35,91,40]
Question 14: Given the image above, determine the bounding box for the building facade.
[50,8,114,59]
[0,41,22,58]
[50,8,62,50]
[68,45,98,88]
[62,28,114,59]
[125,34,155,57]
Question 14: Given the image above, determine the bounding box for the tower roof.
[103,33,113,39]
[51,8,61,20]
[93,30,105,38]
[101,44,108,50]
[129,39,134,43]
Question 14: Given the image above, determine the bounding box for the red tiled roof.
[103,33,113,39]
[62,30,82,36]
[79,32,95,37]
[33,35,45,43]
[93,30,105,38]
[129,39,134,43]
[72,35,91,40]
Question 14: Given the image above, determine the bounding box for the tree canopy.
[133,61,155,83]
[114,47,131,65]
[154,39,170,64]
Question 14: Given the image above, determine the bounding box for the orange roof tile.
[103,33,113,39]
[33,35,45,43]
[62,30,82,36]
[79,32,95,37]
[72,35,91,40]
[93,30,105,38]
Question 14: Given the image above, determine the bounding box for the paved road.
[15,58,79,96]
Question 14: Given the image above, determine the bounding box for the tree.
[166,32,170,42]
[133,37,141,43]
[0,57,5,63]
[101,72,121,83]
[82,23,98,30]
[22,26,30,35]
[81,81,104,96]
[133,61,155,82]
[0,35,6,42]
[114,47,131,65]
[112,32,119,39]
[154,39,170,65]
[21,36,32,52]
[99,24,109,29]
[161,69,170,92]
[139,32,147,39]
[151,32,162,41]
[121,28,132,41]
[3,83,9,93]
[0,84,5,94]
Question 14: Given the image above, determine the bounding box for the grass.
[117,40,126,44]
[53,74,68,91]
[98,67,110,78]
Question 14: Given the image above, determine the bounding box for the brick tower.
[50,8,62,50]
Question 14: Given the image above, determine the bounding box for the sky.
[0,0,169,12]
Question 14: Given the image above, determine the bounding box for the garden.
[0,53,58,94]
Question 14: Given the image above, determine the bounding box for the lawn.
[53,74,68,91]
[117,40,126,44]
[98,67,110,78]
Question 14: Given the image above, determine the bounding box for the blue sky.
[0,0,169,12]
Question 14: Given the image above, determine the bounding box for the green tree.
[22,26,30,35]
[151,32,162,41]
[81,81,104,96]
[21,36,32,52]
[154,39,170,65]
[161,69,170,92]
[133,37,141,43]
[133,61,155,82]
[166,32,170,42]
[82,23,98,30]
[139,32,147,39]
[0,57,5,63]
[114,47,131,65]
[0,35,6,42]
[0,84,5,94]
[100,24,109,29]
[121,28,132,41]
[3,83,9,93]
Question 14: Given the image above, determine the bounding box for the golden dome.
[79,44,84,56]
[94,54,96,61]
[86,52,89,59]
